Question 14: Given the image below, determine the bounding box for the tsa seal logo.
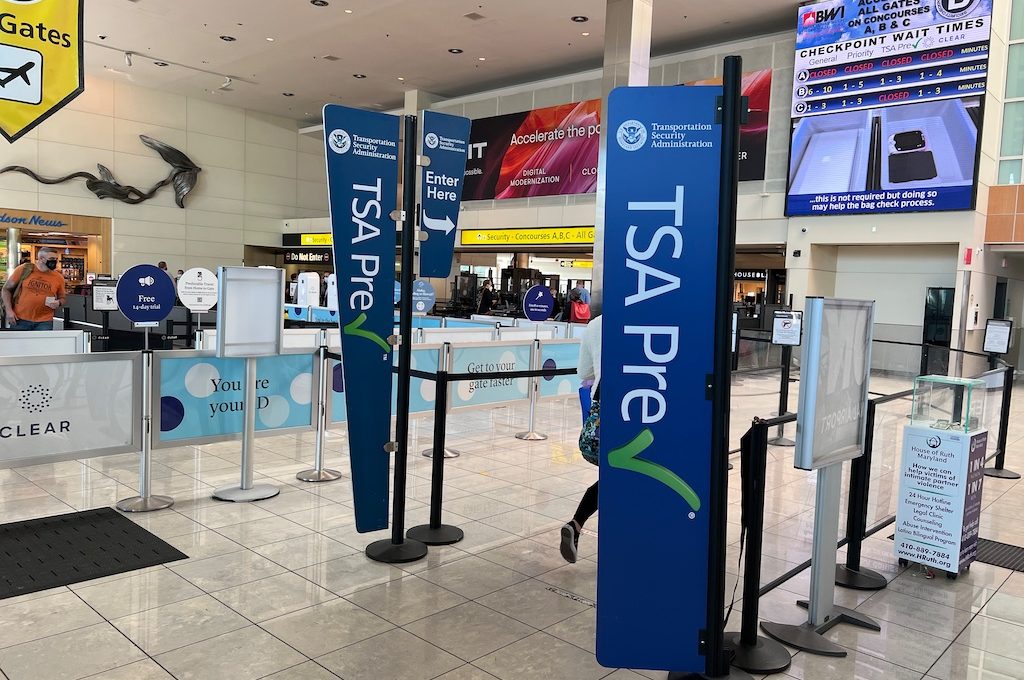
[616,119,647,151]
[328,129,351,154]
[424,132,439,149]
[19,385,51,414]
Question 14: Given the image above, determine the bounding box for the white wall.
[0,77,327,273]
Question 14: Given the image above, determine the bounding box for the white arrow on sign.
[422,211,456,235]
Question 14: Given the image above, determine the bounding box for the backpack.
[570,300,591,323]
[578,384,600,465]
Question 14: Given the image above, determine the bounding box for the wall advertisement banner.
[597,85,723,671]
[794,298,875,470]
[323,104,400,532]
[419,110,471,278]
[787,0,992,216]
[155,352,315,445]
[0,353,140,468]
[895,425,987,572]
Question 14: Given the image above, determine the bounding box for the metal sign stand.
[515,340,548,441]
[116,330,174,512]
[213,356,280,502]
[767,344,795,446]
[366,114,428,564]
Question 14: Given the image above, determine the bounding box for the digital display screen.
[786,0,992,216]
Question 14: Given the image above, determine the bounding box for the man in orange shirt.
[2,247,67,330]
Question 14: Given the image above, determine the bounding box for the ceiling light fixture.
[124,51,133,67]
[282,92,294,96]
[581,31,590,36]
[219,77,233,90]
[571,15,589,22]
[353,73,366,78]
[219,35,236,41]
[344,8,353,13]
[478,57,486,61]
[266,37,275,42]
[310,0,329,6]
[154,61,168,67]
[448,48,463,54]
[397,76,405,81]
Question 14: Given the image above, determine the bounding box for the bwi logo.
[328,129,351,154]
[803,4,844,26]
[424,132,439,149]
[19,385,51,414]
[936,0,979,20]
[616,119,647,152]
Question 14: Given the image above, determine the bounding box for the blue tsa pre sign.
[597,86,724,672]
[419,110,471,278]
[324,103,400,532]
[116,265,176,326]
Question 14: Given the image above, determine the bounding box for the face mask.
[45,260,58,270]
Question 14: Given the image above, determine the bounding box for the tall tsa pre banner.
[787,0,992,215]
[323,104,400,532]
[598,86,722,672]
[0,0,84,142]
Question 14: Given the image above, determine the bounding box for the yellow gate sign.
[0,0,84,143]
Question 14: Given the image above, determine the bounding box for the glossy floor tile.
[3,382,1024,680]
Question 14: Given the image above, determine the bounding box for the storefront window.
[1013,0,1024,41]
[1000,159,1023,185]
[1009,44,1024,99]
[1001,102,1024,159]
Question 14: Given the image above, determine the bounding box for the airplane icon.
[0,62,33,88]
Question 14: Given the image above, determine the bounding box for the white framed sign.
[983,319,1012,355]
[177,267,218,313]
[0,352,141,468]
[794,297,875,471]
[216,266,284,358]
[772,310,802,346]
[92,277,118,312]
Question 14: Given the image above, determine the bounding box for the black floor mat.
[976,539,1024,572]
[0,507,188,600]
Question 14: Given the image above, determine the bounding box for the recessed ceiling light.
[219,35,236,41]
[478,57,486,61]
[397,76,405,81]
[154,61,168,67]
[344,8,353,13]
[353,73,366,78]
[448,48,463,54]
[571,15,589,22]
[282,92,294,96]
[266,37,275,42]
[581,31,590,36]
[310,0,329,6]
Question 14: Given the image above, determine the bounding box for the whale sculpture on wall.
[0,135,201,208]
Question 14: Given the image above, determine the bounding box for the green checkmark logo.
[343,312,390,352]
[607,428,701,513]
[912,38,923,48]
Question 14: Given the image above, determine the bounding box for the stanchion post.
[985,363,1020,479]
[515,339,548,441]
[116,349,174,512]
[723,420,792,674]
[408,344,464,545]
[835,399,887,590]
[768,344,794,446]
[297,332,342,483]
[422,342,461,459]
[366,114,428,563]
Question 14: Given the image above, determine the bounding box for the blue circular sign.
[412,279,437,313]
[116,264,176,324]
[523,284,555,321]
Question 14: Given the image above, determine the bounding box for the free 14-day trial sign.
[0,0,84,142]
[598,86,723,671]
[323,104,400,532]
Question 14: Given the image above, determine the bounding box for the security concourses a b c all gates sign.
[323,104,400,532]
[598,86,726,672]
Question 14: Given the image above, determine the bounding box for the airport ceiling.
[86,0,795,124]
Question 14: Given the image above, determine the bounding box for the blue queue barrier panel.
[154,352,316,445]
[328,347,440,424]
[538,341,582,399]
[448,342,532,409]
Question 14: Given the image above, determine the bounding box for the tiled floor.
[2,371,1024,680]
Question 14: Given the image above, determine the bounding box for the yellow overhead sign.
[0,0,84,143]
[560,259,594,268]
[460,227,595,246]
[300,233,333,246]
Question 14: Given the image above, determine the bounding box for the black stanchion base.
[984,467,1022,480]
[761,601,880,657]
[835,564,888,591]
[407,523,464,546]
[722,632,792,674]
[767,436,795,447]
[667,667,753,680]
[365,537,428,564]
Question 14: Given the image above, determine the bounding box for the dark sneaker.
[560,522,579,564]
